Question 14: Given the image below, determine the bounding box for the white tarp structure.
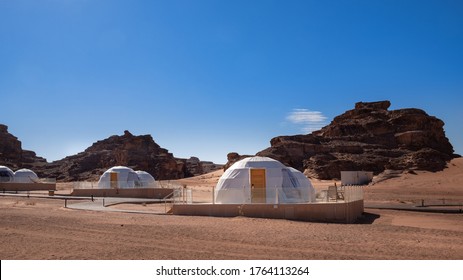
[215,156,315,204]
[341,171,373,186]
[135,170,157,187]
[97,166,157,189]
[14,168,40,183]
[0,166,14,183]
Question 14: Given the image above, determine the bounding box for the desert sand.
[0,159,462,260]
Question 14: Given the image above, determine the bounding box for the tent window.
[0,171,13,182]
[281,169,300,200]
[282,169,299,189]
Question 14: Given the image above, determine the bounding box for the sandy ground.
[0,158,462,260]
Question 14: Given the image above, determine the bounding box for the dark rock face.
[0,124,47,170]
[255,101,456,179]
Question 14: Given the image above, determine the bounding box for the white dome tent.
[0,166,14,183]
[14,168,40,183]
[98,166,141,189]
[215,156,315,204]
[135,170,157,187]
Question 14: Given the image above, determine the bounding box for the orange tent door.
[110,172,118,189]
[250,169,266,203]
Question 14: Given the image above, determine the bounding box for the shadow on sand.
[355,212,381,224]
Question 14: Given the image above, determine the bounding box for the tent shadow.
[355,212,381,224]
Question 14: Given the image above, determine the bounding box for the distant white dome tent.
[14,168,40,183]
[98,166,141,189]
[135,171,157,187]
[0,166,14,183]
[215,156,315,204]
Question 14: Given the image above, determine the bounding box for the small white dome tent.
[135,171,157,187]
[215,156,315,204]
[0,166,14,183]
[14,168,40,183]
[98,166,141,189]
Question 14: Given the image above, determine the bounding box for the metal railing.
[72,180,159,189]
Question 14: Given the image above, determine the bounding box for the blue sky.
[1,0,462,164]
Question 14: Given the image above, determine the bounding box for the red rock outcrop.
[177,157,223,177]
[223,152,253,170]
[0,124,47,170]
[254,101,456,179]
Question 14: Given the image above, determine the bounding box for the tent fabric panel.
[135,171,157,187]
[216,168,249,191]
[14,169,39,183]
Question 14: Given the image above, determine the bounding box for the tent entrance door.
[250,169,266,203]
[110,172,118,189]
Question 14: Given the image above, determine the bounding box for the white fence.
[315,185,364,203]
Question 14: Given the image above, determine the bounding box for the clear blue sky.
[1,0,462,164]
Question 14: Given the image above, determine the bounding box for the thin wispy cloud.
[286,109,328,133]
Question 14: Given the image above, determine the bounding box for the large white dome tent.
[14,168,40,183]
[0,166,14,183]
[98,166,141,189]
[215,156,315,204]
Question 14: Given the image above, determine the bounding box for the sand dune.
[365,157,463,204]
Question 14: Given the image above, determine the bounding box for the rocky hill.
[0,126,222,181]
[250,101,456,179]
[37,130,186,181]
[182,156,223,177]
[39,131,223,181]
[0,125,47,170]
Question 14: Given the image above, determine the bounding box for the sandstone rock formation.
[253,101,456,179]
[201,161,223,174]
[0,125,47,170]
[178,157,224,177]
[35,131,185,181]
